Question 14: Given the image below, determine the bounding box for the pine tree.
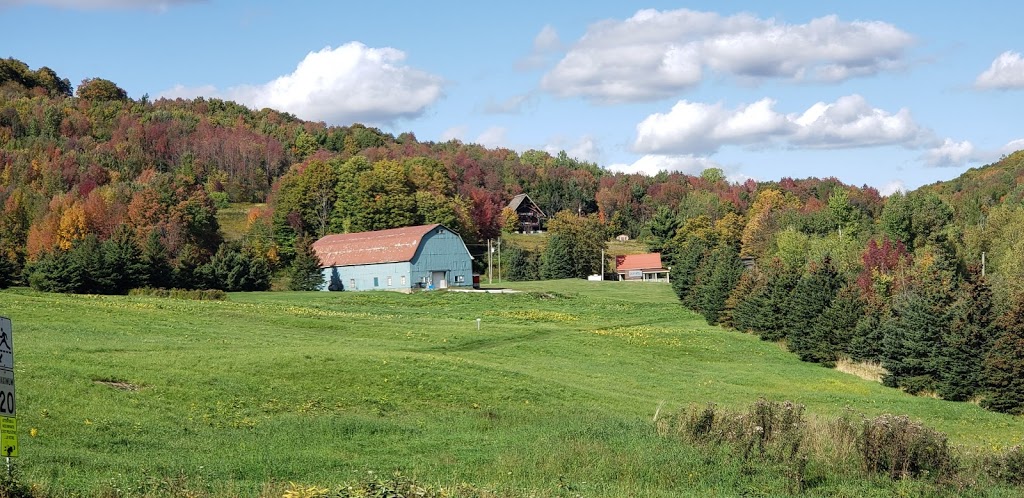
[937,270,995,401]
[541,233,576,279]
[805,283,864,366]
[289,236,325,291]
[103,225,145,294]
[694,244,744,325]
[721,268,759,329]
[981,297,1024,414]
[881,245,959,393]
[669,236,709,307]
[729,268,766,332]
[142,230,174,289]
[787,259,844,364]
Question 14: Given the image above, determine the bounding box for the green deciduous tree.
[541,211,607,279]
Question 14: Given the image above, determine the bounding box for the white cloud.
[160,42,444,126]
[542,9,913,102]
[543,135,601,163]
[791,95,923,148]
[159,84,218,100]
[1,0,199,10]
[975,51,1024,90]
[922,138,978,167]
[634,94,926,155]
[607,154,723,176]
[475,127,508,148]
[533,25,562,52]
[518,25,563,70]
[482,94,532,114]
[922,137,1024,168]
[999,138,1024,155]
[879,180,906,196]
[440,126,468,142]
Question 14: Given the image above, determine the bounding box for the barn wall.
[410,227,473,288]
[319,262,412,291]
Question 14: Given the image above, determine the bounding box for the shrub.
[129,287,227,301]
[992,445,1024,485]
[858,413,954,479]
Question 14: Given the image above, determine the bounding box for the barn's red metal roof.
[615,253,665,271]
[312,224,441,267]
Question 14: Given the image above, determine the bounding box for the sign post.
[0,316,16,461]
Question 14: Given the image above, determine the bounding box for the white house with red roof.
[312,224,473,291]
[615,253,670,282]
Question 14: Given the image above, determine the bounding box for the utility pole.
[488,239,492,284]
[600,249,605,280]
[497,238,502,283]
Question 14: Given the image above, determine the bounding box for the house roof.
[313,224,443,267]
[507,193,546,217]
[615,253,666,272]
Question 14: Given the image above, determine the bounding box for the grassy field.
[2,281,1024,496]
[501,232,649,257]
[217,203,264,242]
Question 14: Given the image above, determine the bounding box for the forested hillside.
[4,58,1024,415]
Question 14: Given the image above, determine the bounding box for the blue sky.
[3,1,1024,193]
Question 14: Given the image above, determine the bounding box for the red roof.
[615,253,665,271]
[312,224,441,267]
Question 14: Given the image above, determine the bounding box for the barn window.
[373,277,379,287]
[401,275,406,286]
[349,279,355,289]
[454,275,464,283]
[387,276,393,286]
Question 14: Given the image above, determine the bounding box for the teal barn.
[312,224,473,291]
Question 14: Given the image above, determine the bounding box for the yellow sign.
[0,417,16,458]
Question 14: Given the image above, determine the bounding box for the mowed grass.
[2,280,1024,496]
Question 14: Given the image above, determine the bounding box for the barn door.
[431,271,448,289]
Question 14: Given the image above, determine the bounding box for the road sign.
[0,317,11,371]
[0,370,13,418]
[0,317,15,458]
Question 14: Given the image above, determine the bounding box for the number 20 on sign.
[0,316,16,458]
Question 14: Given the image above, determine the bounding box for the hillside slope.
[3,281,1022,496]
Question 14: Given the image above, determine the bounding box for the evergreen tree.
[541,233,575,279]
[805,283,864,366]
[327,267,344,291]
[881,245,959,393]
[71,234,109,293]
[787,258,843,363]
[0,252,14,289]
[173,244,208,289]
[694,244,744,325]
[506,245,540,281]
[937,269,995,401]
[729,268,766,332]
[721,268,759,329]
[289,236,325,291]
[103,225,145,294]
[645,205,679,253]
[669,236,710,307]
[981,297,1024,414]
[28,250,82,293]
[737,259,800,341]
[848,298,886,362]
[142,230,174,289]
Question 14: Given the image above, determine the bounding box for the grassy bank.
[2,280,1023,496]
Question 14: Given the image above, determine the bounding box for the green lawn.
[1,281,1022,496]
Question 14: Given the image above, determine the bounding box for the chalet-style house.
[506,193,546,233]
